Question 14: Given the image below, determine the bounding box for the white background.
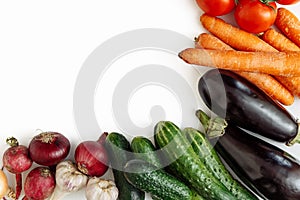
[0,1,299,199]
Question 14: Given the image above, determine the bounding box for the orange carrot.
[196,33,294,105]
[262,28,300,52]
[262,28,300,98]
[200,14,299,101]
[275,8,300,48]
[179,48,300,77]
[200,14,277,52]
[276,76,300,97]
[195,33,233,50]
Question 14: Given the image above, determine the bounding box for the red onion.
[3,137,33,199]
[75,132,108,177]
[28,132,70,166]
[24,167,55,200]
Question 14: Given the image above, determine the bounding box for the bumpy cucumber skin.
[131,136,163,168]
[105,132,145,200]
[183,127,257,200]
[131,136,205,200]
[154,121,236,200]
[124,159,193,200]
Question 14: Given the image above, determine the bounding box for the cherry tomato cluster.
[195,0,300,33]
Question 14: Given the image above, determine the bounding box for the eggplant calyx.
[286,120,300,146]
[195,109,228,138]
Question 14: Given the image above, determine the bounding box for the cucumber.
[124,159,193,200]
[154,121,236,200]
[131,136,163,168]
[131,136,205,200]
[183,127,257,200]
[105,132,145,200]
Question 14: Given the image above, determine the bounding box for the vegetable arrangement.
[180,5,300,106]
[1,1,300,200]
[1,96,299,200]
[195,0,299,33]
[0,132,113,200]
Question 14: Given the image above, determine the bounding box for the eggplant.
[198,69,299,145]
[215,124,300,200]
[197,110,300,200]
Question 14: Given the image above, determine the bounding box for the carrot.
[276,76,300,97]
[200,14,299,101]
[179,48,300,77]
[196,33,294,105]
[262,28,300,52]
[200,14,277,52]
[275,8,300,48]
[195,33,233,50]
[262,28,300,98]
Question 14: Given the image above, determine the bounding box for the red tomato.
[195,0,236,16]
[234,0,277,34]
[276,0,300,5]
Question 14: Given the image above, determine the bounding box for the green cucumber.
[105,132,145,200]
[131,136,205,200]
[131,136,163,168]
[124,159,193,200]
[154,121,236,200]
[183,127,257,200]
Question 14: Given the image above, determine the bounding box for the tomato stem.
[259,0,277,11]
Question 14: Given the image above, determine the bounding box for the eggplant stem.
[195,109,228,138]
[287,120,300,146]
[196,110,210,131]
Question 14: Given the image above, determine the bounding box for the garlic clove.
[85,177,118,200]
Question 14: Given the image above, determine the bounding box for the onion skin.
[24,167,55,200]
[3,137,33,199]
[0,170,8,198]
[29,132,70,166]
[75,133,108,177]
[3,144,32,174]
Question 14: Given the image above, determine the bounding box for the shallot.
[3,137,32,199]
[24,167,55,200]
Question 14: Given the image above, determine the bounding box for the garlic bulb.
[85,177,118,200]
[50,160,88,200]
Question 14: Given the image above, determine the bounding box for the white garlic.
[85,177,119,200]
[50,160,88,200]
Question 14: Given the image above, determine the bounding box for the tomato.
[276,0,300,5]
[195,0,236,16]
[234,0,277,34]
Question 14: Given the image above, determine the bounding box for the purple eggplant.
[198,69,300,145]
[216,125,300,200]
[197,110,300,200]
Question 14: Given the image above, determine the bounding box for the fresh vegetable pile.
[181,3,300,106]
[0,132,115,200]
[1,1,300,200]
[195,0,299,33]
